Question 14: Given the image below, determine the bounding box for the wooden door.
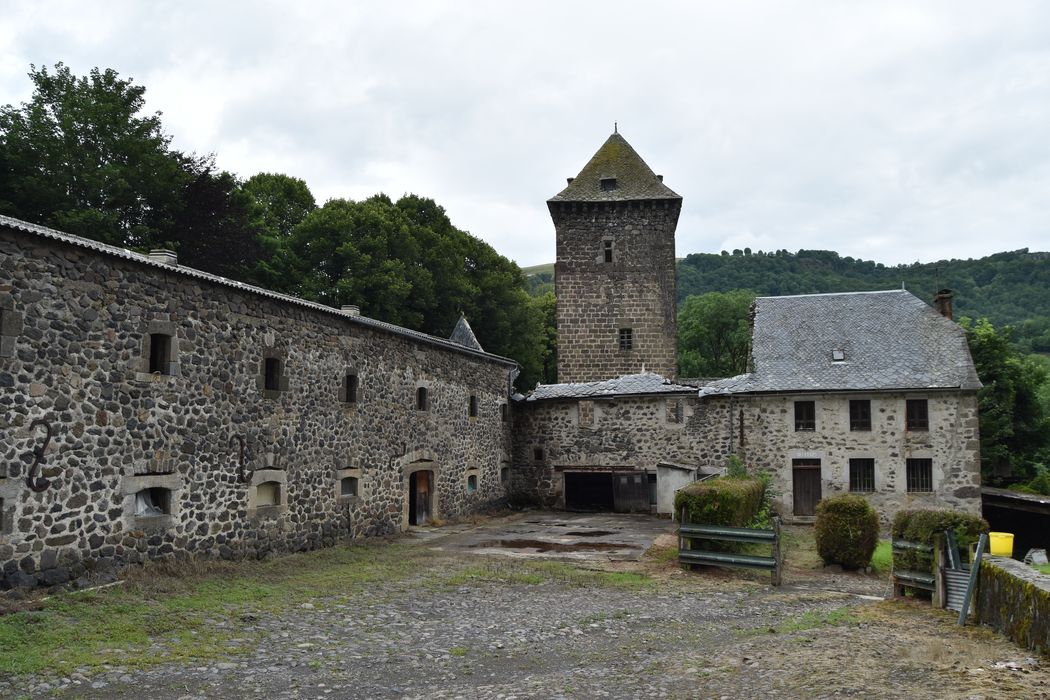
[612,471,650,513]
[792,459,821,516]
[410,471,431,525]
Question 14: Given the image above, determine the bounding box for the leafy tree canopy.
[677,290,754,378]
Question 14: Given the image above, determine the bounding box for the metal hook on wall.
[25,418,53,493]
[230,434,249,483]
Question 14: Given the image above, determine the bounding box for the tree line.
[0,63,556,388]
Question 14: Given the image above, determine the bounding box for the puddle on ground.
[563,530,616,537]
[472,539,631,552]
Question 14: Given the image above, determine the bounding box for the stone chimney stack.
[933,289,953,320]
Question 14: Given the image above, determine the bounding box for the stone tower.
[548,132,681,382]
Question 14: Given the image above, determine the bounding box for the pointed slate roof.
[699,290,982,396]
[449,314,483,352]
[549,132,681,203]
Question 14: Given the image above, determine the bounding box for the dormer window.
[600,177,617,192]
[831,349,845,362]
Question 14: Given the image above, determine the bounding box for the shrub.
[891,508,990,572]
[674,476,765,528]
[814,494,880,569]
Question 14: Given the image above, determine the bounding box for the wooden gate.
[792,459,821,516]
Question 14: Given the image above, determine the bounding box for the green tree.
[962,317,1050,483]
[677,290,755,377]
[531,291,558,385]
[241,172,316,240]
[0,63,187,248]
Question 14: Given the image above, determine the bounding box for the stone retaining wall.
[0,227,514,589]
[975,556,1050,656]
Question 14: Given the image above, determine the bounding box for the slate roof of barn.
[548,132,681,203]
[526,371,696,401]
[699,289,982,396]
[0,214,516,367]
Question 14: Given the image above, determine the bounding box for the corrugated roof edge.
[1,214,517,367]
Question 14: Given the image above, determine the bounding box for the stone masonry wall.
[512,390,981,524]
[0,229,514,589]
[551,200,680,383]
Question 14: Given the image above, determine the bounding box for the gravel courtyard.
[2,512,1047,699]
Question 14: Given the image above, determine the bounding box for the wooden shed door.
[612,471,650,513]
[792,459,821,516]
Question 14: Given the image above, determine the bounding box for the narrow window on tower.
[618,328,633,351]
[603,239,614,263]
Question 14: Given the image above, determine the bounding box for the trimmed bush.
[891,508,989,572]
[674,476,765,527]
[814,494,880,569]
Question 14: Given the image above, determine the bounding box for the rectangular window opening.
[345,374,358,404]
[849,400,871,431]
[906,458,933,492]
[340,476,358,497]
[256,480,281,506]
[794,400,815,431]
[416,387,429,411]
[501,403,508,422]
[906,399,929,431]
[603,240,614,263]
[500,466,509,484]
[600,177,618,192]
[469,395,478,418]
[466,474,477,492]
[149,333,171,375]
[533,447,544,462]
[264,357,281,391]
[618,328,633,351]
[134,487,171,516]
[849,458,875,493]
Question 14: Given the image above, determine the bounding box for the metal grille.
[906,458,933,492]
[849,458,875,492]
[618,328,633,351]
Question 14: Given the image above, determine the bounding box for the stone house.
[0,215,516,589]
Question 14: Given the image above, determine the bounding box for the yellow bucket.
[989,532,1014,557]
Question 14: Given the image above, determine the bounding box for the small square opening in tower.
[416,386,429,411]
[340,476,359,497]
[134,487,171,516]
[264,357,281,391]
[468,394,477,418]
[600,177,617,192]
[344,373,358,404]
[618,328,633,351]
[603,240,614,263]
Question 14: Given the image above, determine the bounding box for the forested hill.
[676,248,1050,351]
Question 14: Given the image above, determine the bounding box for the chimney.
[657,175,664,182]
[341,305,360,317]
[933,289,953,320]
[148,249,178,266]
[566,177,574,185]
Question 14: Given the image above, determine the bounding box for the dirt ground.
[3,512,1047,699]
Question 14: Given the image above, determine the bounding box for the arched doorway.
[408,469,433,525]
[402,454,441,529]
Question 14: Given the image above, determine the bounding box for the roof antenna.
[614,121,618,134]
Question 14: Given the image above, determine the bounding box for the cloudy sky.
[2,1,1049,267]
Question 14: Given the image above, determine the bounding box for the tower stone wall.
[550,199,680,382]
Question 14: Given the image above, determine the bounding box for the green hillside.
[525,248,1050,352]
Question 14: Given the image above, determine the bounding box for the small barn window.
[466,474,478,492]
[416,387,429,411]
[134,487,171,516]
[344,373,358,404]
[906,458,933,492]
[148,333,172,374]
[906,399,929,431]
[264,358,282,391]
[469,395,478,418]
[849,458,875,493]
[340,476,359,497]
[849,400,871,431]
[794,401,815,431]
[256,480,281,506]
[618,328,633,351]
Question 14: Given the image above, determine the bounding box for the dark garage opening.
[565,472,614,511]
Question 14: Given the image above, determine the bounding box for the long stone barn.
[0,215,516,589]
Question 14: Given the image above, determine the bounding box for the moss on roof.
[549,132,681,202]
